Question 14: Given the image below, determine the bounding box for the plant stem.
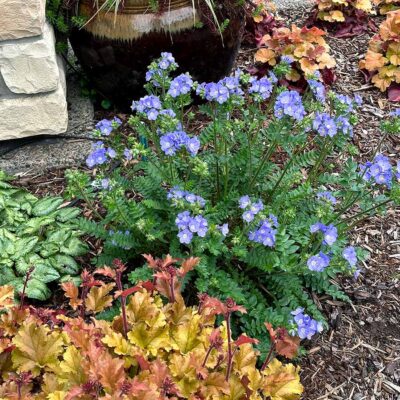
[306,136,331,185]
[116,270,128,338]
[213,107,221,202]
[225,313,233,381]
[338,198,392,227]
[78,184,103,220]
[249,141,277,191]
[202,345,214,368]
[261,344,275,371]
[19,266,34,310]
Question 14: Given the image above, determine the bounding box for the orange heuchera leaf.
[0,286,14,309]
[262,358,303,400]
[178,257,199,277]
[362,50,388,71]
[255,48,277,65]
[265,323,300,360]
[95,350,126,392]
[85,283,115,314]
[61,282,82,311]
[234,334,259,347]
[94,266,117,279]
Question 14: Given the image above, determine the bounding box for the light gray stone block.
[0,0,46,41]
[0,56,68,140]
[0,23,59,95]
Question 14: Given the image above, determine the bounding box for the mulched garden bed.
[9,4,400,398]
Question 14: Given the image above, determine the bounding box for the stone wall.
[0,0,68,141]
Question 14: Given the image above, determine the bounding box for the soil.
[9,4,400,399]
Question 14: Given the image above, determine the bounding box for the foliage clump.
[314,0,374,23]
[0,256,303,399]
[374,0,400,14]
[359,10,400,97]
[254,24,336,82]
[0,172,87,300]
[66,53,400,352]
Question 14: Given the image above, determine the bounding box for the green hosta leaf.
[0,236,15,255]
[59,275,81,286]
[53,254,80,275]
[60,237,88,257]
[32,197,64,217]
[46,228,72,244]
[10,237,39,260]
[0,266,17,286]
[25,278,51,300]
[55,207,81,222]
[31,264,60,283]
[17,216,55,235]
[39,242,60,258]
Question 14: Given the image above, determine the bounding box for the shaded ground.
[9,3,400,399]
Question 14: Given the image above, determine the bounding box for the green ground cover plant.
[0,172,87,300]
[66,53,400,353]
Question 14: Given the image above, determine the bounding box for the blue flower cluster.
[239,196,264,222]
[86,141,117,168]
[397,161,400,180]
[336,116,353,137]
[310,222,338,246]
[249,77,273,100]
[168,73,193,97]
[307,252,330,272]
[95,117,122,136]
[132,95,162,120]
[313,112,337,137]
[175,211,208,244]
[274,90,306,121]
[317,191,337,205]
[160,130,200,156]
[389,108,400,117]
[281,55,294,64]
[197,82,230,104]
[248,215,279,247]
[158,52,177,70]
[360,154,393,186]
[308,79,326,102]
[167,187,206,207]
[291,307,323,340]
[221,75,243,96]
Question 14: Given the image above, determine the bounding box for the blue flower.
[198,82,230,104]
[168,187,206,207]
[186,137,200,156]
[268,71,278,84]
[354,95,363,106]
[132,95,162,120]
[281,55,294,64]
[336,94,354,113]
[159,109,177,118]
[178,229,193,244]
[175,211,208,243]
[168,73,193,97]
[291,307,323,340]
[336,116,353,136]
[307,79,325,102]
[343,246,357,267]
[354,269,361,279]
[249,77,273,100]
[310,222,337,246]
[360,154,393,186]
[221,76,243,95]
[239,195,251,209]
[101,178,110,190]
[107,148,116,158]
[307,252,330,272]
[396,161,400,180]
[313,112,337,137]
[389,108,400,117]
[158,52,177,70]
[274,91,306,121]
[243,210,255,223]
[217,223,229,236]
[86,142,108,168]
[249,200,264,214]
[317,191,337,205]
[123,148,133,161]
[248,216,278,247]
[95,117,121,136]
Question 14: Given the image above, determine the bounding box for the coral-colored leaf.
[61,282,82,311]
[265,323,300,359]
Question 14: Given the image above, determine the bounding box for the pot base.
[69,17,244,108]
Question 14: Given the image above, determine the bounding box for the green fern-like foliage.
[64,54,398,346]
[0,171,87,300]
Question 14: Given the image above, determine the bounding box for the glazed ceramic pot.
[69,0,244,107]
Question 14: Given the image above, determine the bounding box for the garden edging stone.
[0,0,46,41]
[0,22,60,95]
